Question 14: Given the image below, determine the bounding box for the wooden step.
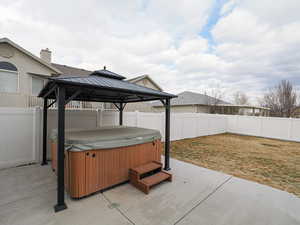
[131,161,162,175]
[141,171,171,187]
[129,161,172,194]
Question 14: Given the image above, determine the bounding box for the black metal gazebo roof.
[39,68,176,103]
[39,68,176,213]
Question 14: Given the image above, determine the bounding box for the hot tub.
[51,126,162,198]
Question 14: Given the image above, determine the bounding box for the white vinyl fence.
[101,111,228,141]
[0,108,41,169]
[0,107,299,169]
[227,115,300,142]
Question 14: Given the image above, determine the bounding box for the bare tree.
[233,91,249,105]
[260,80,298,117]
[204,87,225,114]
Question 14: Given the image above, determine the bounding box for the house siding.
[197,105,210,113]
[134,79,158,90]
[124,77,162,112]
[153,105,197,113]
[153,105,210,113]
[124,102,153,112]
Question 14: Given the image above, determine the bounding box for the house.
[0,37,159,109]
[0,37,102,108]
[121,75,164,112]
[126,75,163,91]
[103,75,163,112]
[152,91,270,116]
[0,38,61,107]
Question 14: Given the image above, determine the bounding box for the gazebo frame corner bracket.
[113,102,127,125]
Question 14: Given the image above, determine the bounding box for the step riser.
[140,168,162,179]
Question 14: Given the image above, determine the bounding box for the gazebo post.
[164,98,171,171]
[119,103,123,126]
[41,98,48,165]
[54,85,67,212]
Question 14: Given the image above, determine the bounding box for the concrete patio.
[0,158,299,225]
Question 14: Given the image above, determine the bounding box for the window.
[32,77,45,96]
[0,61,18,93]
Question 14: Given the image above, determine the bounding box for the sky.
[0,0,300,103]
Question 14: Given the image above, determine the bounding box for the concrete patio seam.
[102,192,136,225]
[173,176,233,225]
[0,162,38,172]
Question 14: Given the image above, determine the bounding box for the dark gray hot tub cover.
[51,126,161,151]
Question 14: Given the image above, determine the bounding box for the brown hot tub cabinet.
[51,127,162,198]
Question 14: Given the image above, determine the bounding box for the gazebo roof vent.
[90,66,126,80]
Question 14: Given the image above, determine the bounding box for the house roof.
[0,38,61,74]
[39,70,176,103]
[152,91,270,110]
[51,63,92,77]
[52,64,162,89]
[152,91,231,107]
[52,64,125,80]
[126,75,163,91]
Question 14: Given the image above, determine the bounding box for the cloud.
[0,0,299,104]
[211,0,300,101]
[239,0,300,26]
[212,9,270,44]
[220,0,238,16]
[178,36,208,55]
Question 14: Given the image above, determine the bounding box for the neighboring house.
[0,37,101,108]
[122,75,163,112]
[126,75,162,91]
[0,38,61,107]
[105,75,163,112]
[152,91,270,116]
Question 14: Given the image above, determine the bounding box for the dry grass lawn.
[166,134,300,197]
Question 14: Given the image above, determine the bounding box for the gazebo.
[38,68,177,212]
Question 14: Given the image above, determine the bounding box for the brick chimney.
[40,48,51,63]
